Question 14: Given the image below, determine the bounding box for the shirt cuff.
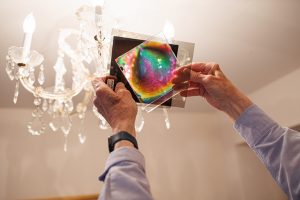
[99,147,145,181]
[234,104,279,148]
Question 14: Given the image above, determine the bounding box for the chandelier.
[5,2,193,151]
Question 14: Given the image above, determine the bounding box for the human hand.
[92,76,137,136]
[172,62,253,120]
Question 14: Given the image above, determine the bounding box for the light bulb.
[23,13,36,34]
[163,20,175,41]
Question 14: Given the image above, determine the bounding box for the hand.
[172,62,253,120]
[92,76,137,136]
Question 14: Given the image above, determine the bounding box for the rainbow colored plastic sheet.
[116,40,178,106]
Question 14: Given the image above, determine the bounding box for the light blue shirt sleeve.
[98,147,153,200]
[234,104,300,200]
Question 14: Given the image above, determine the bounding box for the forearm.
[99,147,153,200]
[222,86,253,121]
[234,105,300,199]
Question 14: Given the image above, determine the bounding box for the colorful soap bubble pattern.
[116,40,177,104]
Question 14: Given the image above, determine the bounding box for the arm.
[172,62,300,199]
[235,104,300,200]
[99,147,153,200]
[93,77,153,200]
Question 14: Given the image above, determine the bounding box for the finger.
[171,68,191,83]
[207,63,220,75]
[94,80,117,101]
[180,88,201,97]
[189,70,210,84]
[173,82,189,91]
[115,82,126,92]
[173,81,199,91]
[181,86,206,97]
[92,77,104,90]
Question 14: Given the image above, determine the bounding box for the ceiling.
[0,0,299,112]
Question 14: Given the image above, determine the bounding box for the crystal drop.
[65,100,74,113]
[29,71,35,85]
[163,108,171,130]
[76,103,84,113]
[78,133,86,144]
[38,69,45,85]
[5,63,13,80]
[49,122,59,132]
[61,115,72,135]
[13,81,19,104]
[48,101,54,115]
[42,99,48,112]
[99,115,109,130]
[27,116,45,136]
[64,136,68,152]
[135,107,145,133]
[64,143,68,152]
[33,97,41,106]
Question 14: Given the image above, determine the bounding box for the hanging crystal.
[27,107,46,135]
[42,99,48,112]
[64,99,74,113]
[29,68,35,85]
[61,114,72,135]
[38,64,45,85]
[135,107,145,133]
[78,116,86,144]
[47,99,54,115]
[33,97,42,106]
[6,59,14,80]
[13,80,20,104]
[92,105,109,130]
[163,108,171,130]
[64,134,68,152]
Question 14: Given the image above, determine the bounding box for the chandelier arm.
[19,76,86,100]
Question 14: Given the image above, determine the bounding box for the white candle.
[22,13,36,63]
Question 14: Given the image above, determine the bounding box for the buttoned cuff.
[234,104,280,148]
[99,147,145,181]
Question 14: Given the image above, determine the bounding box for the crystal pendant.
[6,61,14,80]
[49,115,60,132]
[29,70,35,85]
[42,99,48,112]
[64,100,74,113]
[61,115,72,135]
[163,108,171,130]
[33,97,42,106]
[13,81,19,104]
[27,108,46,135]
[64,134,68,152]
[135,107,145,133]
[78,114,86,144]
[78,133,86,144]
[92,105,109,130]
[38,65,45,85]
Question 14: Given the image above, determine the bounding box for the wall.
[0,98,289,200]
[249,67,300,126]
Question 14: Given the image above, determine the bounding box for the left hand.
[92,76,137,136]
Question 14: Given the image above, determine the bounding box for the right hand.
[171,62,253,120]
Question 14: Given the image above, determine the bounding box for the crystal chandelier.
[5,3,185,151]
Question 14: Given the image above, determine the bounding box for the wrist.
[112,122,136,137]
[223,88,253,121]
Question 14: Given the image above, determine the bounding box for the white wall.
[249,67,300,126]
[0,99,289,200]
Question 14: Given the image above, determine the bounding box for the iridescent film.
[116,40,177,104]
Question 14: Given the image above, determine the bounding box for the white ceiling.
[0,0,299,112]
